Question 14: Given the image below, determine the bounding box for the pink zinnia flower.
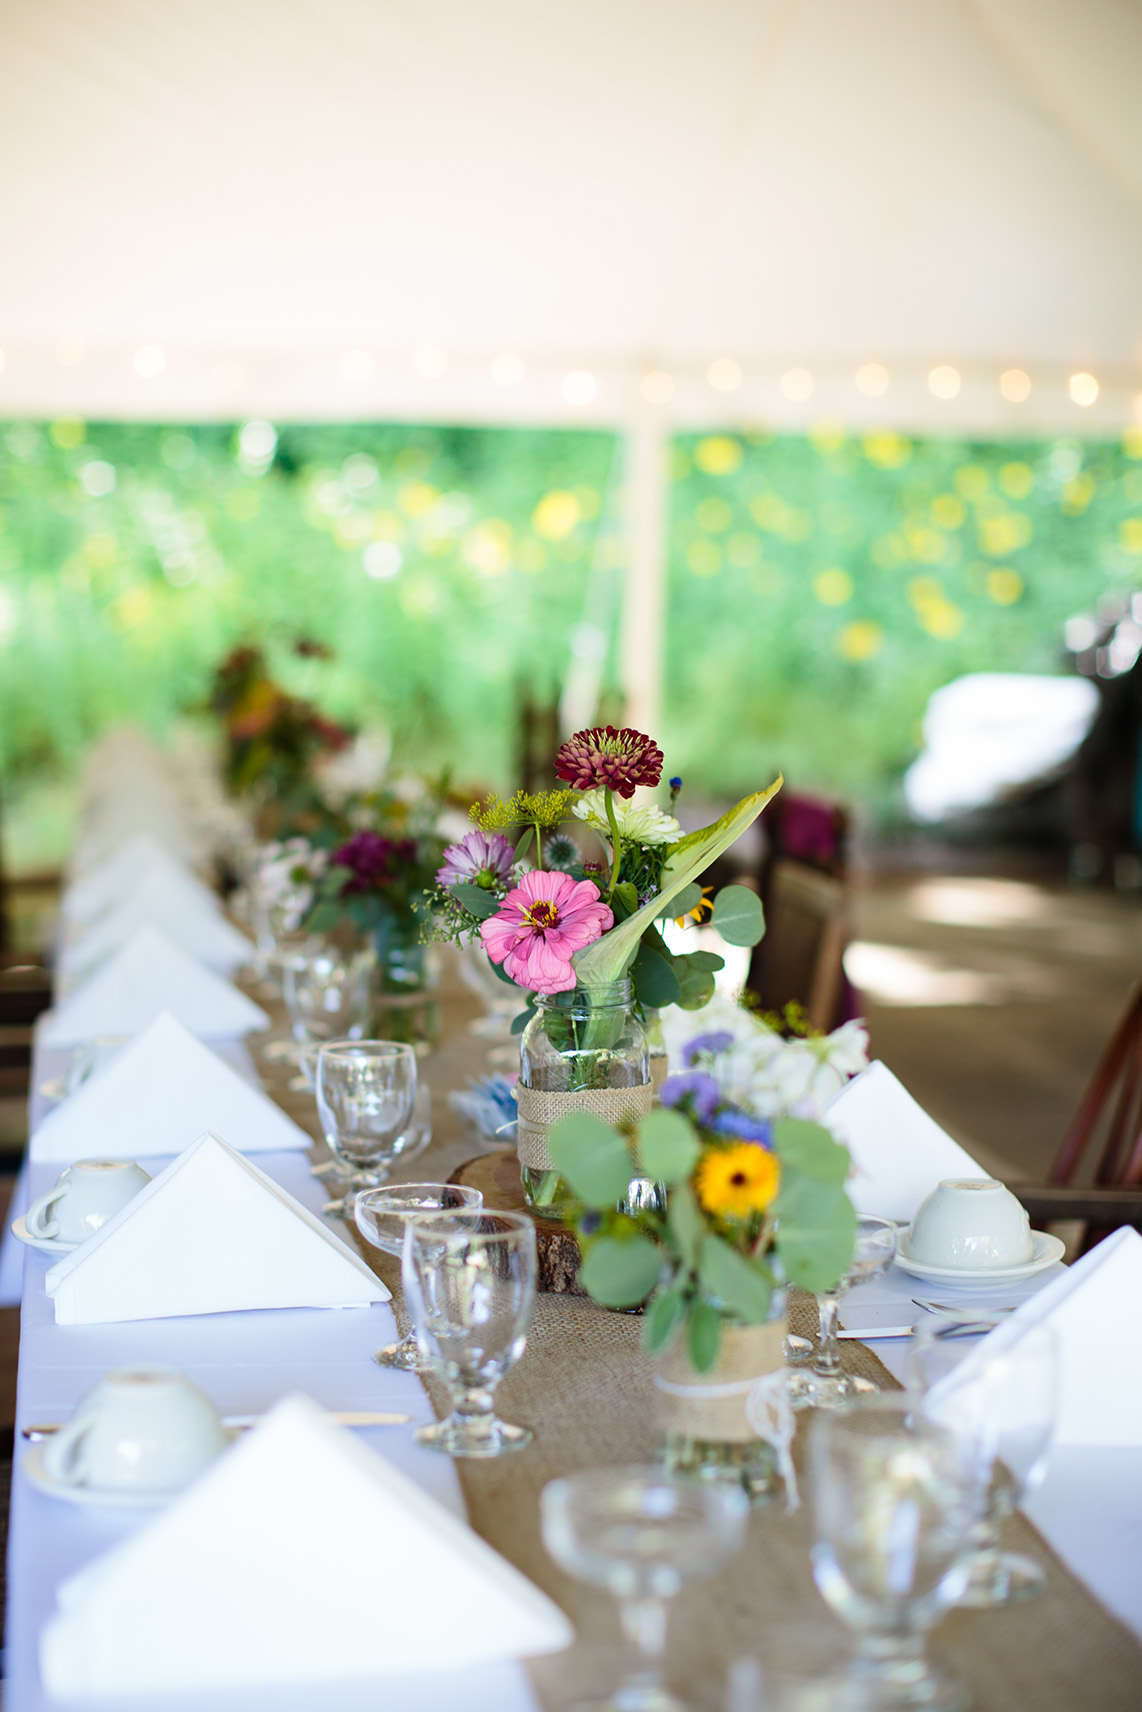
[480,870,613,993]
[554,725,664,799]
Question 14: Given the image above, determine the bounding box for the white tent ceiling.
[0,0,1140,430]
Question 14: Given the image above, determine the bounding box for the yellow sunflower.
[695,1143,780,1220]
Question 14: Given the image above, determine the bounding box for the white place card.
[40,1394,572,1697]
[31,1012,309,1163]
[824,1060,988,1223]
[44,1133,387,1324]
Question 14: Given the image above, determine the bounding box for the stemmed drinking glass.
[280,947,371,1085]
[354,1184,483,1370]
[315,1041,418,1215]
[808,1394,976,1712]
[791,1215,898,1410]
[911,1316,1057,1607]
[540,1466,748,1712]
[402,1209,536,1457]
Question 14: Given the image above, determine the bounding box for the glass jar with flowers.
[427,725,781,1215]
[546,1012,865,1502]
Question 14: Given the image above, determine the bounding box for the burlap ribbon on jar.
[515,1083,653,1171]
[652,1320,787,1443]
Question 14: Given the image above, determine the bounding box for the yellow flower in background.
[999,462,1034,500]
[50,418,85,449]
[813,568,853,606]
[930,494,965,530]
[696,496,734,533]
[837,620,884,660]
[687,539,722,577]
[695,1144,780,1220]
[863,432,911,470]
[955,463,989,501]
[694,436,743,476]
[532,490,581,540]
[1120,518,1142,555]
[987,568,1023,605]
[1123,426,1142,461]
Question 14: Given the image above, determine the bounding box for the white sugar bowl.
[907,1178,1035,1270]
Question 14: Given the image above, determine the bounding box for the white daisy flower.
[571,788,682,847]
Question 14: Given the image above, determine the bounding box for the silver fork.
[912,1297,1016,1316]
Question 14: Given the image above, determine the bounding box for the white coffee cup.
[26,1159,151,1246]
[907,1177,1035,1269]
[41,1366,228,1494]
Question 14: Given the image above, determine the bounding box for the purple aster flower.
[436,829,515,891]
[709,1109,774,1147]
[332,831,418,894]
[659,1070,722,1123]
[681,1030,735,1067]
[554,724,664,799]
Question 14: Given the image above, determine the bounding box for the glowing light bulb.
[134,345,166,379]
[855,363,889,398]
[707,358,742,393]
[928,366,961,400]
[999,368,1031,403]
[1069,372,1099,407]
[562,370,597,405]
[780,368,813,402]
[490,352,525,386]
[640,369,674,404]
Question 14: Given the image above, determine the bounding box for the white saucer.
[23,1442,173,1509]
[893,1229,1065,1288]
[10,1215,78,1256]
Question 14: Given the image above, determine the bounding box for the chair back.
[746,858,848,1033]
[1049,981,1142,1190]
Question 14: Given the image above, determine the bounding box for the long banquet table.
[6,972,1142,1711]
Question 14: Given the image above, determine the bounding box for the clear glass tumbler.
[315,1040,417,1212]
[354,1183,483,1370]
[791,1214,898,1411]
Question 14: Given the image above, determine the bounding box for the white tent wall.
[1,0,1140,731]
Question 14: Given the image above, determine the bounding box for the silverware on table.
[22,1408,411,1441]
[912,1298,1016,1316]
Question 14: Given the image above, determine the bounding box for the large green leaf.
[698,1234,774,1324]
[710,884,764,947]
[580,1236,662,1307]
[546,1112,632,1207]
[656,881,702,922]
[644,1286,687,1355]
[631,938,681,1008]
[674,961,717,1011]
[571,777,783,990]
[773,1117,851,1184]
[774,1176,857,1292]
[686,1297,722,1372]
[451,883,500,920]
[636,1108,700,1185]
[666,1181,705,1268]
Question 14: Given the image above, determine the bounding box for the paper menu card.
[58,873,253,979]
[938,1227,1142,1449]
[39,925,269,1046]
[40,1394,572,1697]
[31,1012,309,1163]
[824,1060,988,1223]
[62,832,204,924]
[44,1133,388,1324]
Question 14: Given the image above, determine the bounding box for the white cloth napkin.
[40,1394,572,1697]
[941,1226,1142,1448]
[39,925,269,1046]
[824,1060,988,1222]
[62,832,203,923]
[58,872,253,979]
[44,1133,388,1325]
[31,1012,309,1163]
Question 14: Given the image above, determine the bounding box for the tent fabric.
[0,0,1139,429]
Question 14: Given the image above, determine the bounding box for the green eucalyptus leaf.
[509,1008,532,1035]
[773,1117,851,1184]
[656,881,702,922]
[487,953,519,986]
[686,1297,722,1373]
[514,826,534,862]
[547,1112,633,1207]
[451,883,500,920]
[674,962,717,1011]
[612,882,639,917]
[305,901,342,933]
[684,949,725,973]
[774,1177,857,1292]
[711,885,765,947]
[698,1234,774,1325]
[580,1236,662,1308]
[637,1108,700,1185]
[644,1287,687,1355]
[631,939,681,1008]
[666,1181,705,1269]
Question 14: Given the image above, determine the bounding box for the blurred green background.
[1,415,1140,869]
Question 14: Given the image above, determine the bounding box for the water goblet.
[808,1394,976,1712]
[540,1465,748,1712]
[354,1183,483,1370]
[283,947,372,1045]
[792,1215,898,1411]
[402,1209,536,1457]
[315,1041,417,1213]
[911,1316,1057,1607]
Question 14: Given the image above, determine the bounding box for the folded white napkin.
[58,873,252,979]
[40,1394,572,1697]
[941,1226,1142,1448]
[39,925,269,1046]
[45,1132,388,1324]
[824,1060,988,1222]
[62,832,202,923]
[31,1012,309,1163]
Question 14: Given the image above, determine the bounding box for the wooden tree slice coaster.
[448,1151,586,1296]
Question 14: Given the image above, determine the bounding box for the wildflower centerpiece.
[545,1011,864,1500]
[430,725,781,1212]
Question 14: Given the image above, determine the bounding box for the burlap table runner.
[253,973,1142,1712]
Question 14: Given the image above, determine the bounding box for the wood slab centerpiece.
[448,1152,586,1295]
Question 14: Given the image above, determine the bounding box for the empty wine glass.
[402,1210,536,1457]
[911,1316,1057,1607]
[283,947,372,1045]
[316,1083,433,1207]
[792,1215,898,1411]
[315,1041,417,1213]
[354,1183,483,1370]
[808,1394,975,1712]
[541,1465,748,1712]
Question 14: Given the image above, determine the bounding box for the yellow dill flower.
[470,789,577,832]
[695,1143,780,1220]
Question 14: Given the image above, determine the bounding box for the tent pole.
[619,403,668,738]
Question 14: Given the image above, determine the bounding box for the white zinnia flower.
[571,789,681,846]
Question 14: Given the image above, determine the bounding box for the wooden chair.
[1014,981,1142,1249]
[746,791,852,1032]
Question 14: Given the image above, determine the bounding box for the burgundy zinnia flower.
[332,831,417,893]
[553,725,664,799]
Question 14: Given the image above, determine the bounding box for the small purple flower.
[659,1071,721,1123]
[681,1030,735,1067]
[332,831,417,894]
[436,829,515,891]
[709,1109,774,1147]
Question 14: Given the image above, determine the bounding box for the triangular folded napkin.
[44,1133,388,1324]
[825,1060,987,1223]
[938,1226,1142,1449]
[59,872,253,979]
[63,832,204,924]
[31,1012,309,1163]
[40,1394,572,1697]
[39,925,268,1046]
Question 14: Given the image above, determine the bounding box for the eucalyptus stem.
[604,785,623,899]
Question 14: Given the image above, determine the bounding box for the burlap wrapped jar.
[653,1308,787,1504]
